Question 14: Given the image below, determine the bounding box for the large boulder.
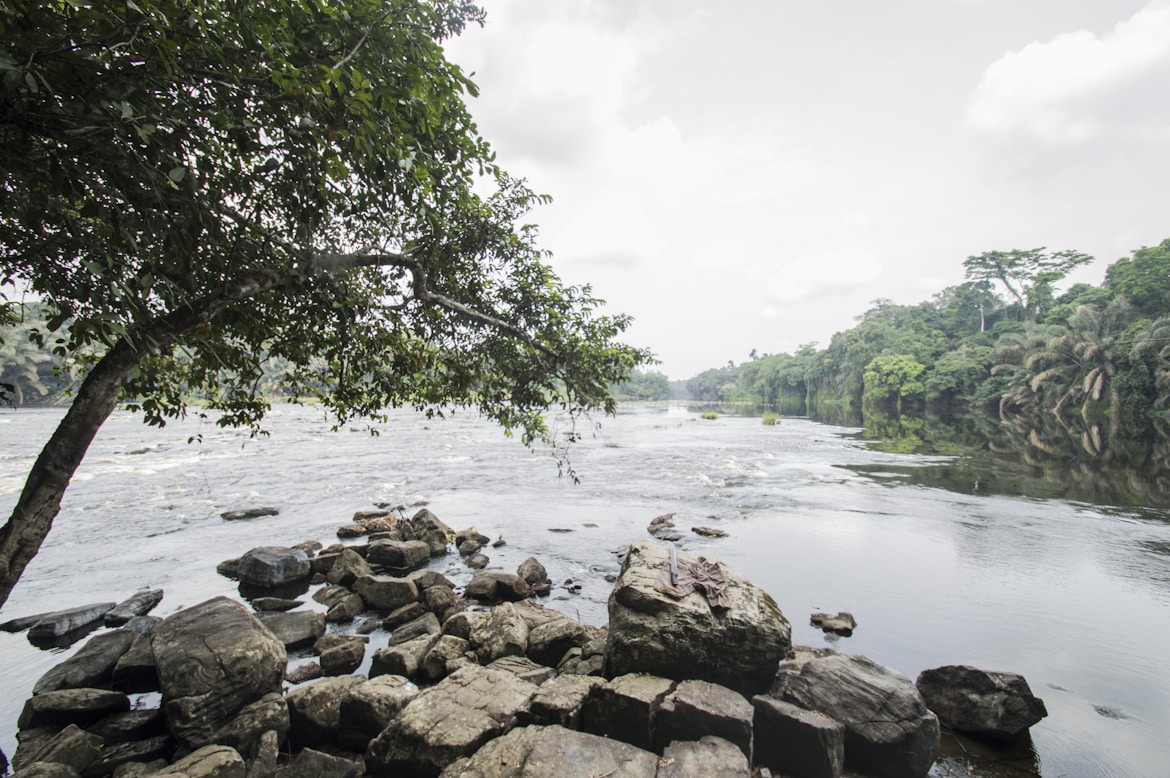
[18,688,129,730]
[235,547,311,589]
[338,675,420,751]
[581,673,674,752]
[916,665,1048,739]
[605,542,791,697]
[33,629,136,694]
[752,694,844,778]
[151,597,286,750]
[438,724,658,778]
[287,675,367,749]
[354,575,419,613]
[658,736,750,778]
[365,664,538,776]
[463,571,531,603]
[366,540,431,573]
[780,653,939,778]
[653,679,753,759]
[410,509,453,556]
[469,602,529,664]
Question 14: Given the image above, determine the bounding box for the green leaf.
[167,166,186,183]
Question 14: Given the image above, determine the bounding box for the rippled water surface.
[1,404,1168,776]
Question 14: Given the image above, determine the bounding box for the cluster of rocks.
[3,509,1048,778]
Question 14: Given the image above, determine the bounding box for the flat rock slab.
[439,724,658,778]
[151,597,286,750]
[5,603,116,639]
[33,629,136,694]
[256,610,325,650]
[916,665,1047,738]
[18,688,130,730]
[150,744,246,777]
[105,589,164,627]
[366,664,538,776]
[658,736,750,778]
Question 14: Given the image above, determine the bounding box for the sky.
[444,0,1170,379]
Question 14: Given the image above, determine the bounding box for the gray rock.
[382,602,427,629]
[149,744,245,777]
[487,656,555,686]
[517,557,549,586]
[285,663,323,685]
[752,694,844,778]
[526,619,592,667]
[10,763,83,778]
[354,575,419,612]
[370,635,439,683]
[33,629,136,694]
[312,585,351,608]
[255,610,324,650]
[916,665,1048,739]
[469,602,529,664]
[421,585,460,618]
[410,509,453,557]
[119,616,161,635]
[810,612,856,637]
[14,724,100,775]
[464,571,531,603]
[221,507,279,521]
[326,549,373,588]
[281,748,358,778]
[464,553,489,570]
[321,638,366,676]
[325,593,365,624]
[79,735,171,778]
[247,729,279,778]
[336,523,367,539]
[366,540,431,572]
[420,635,472,682]
[151,597,286,750]
[437,724,658,778]
[209,692,289,762]
[338,675,421,751]
[782,653,939,778]
[18,689,130,730]
[389,612,441,646]
[658,736,750,778]
[581,673,675,752]
[407,570,455,591]
[605,542,791,697]
[236,547,311,589]
[249,597,301,612]
[287,675,366,749]
[440,611,486,641]
[86,708,166,744]
[654,679,753,759]
[457,539,483,557]
[111,633,158,692]
[522,674,604,729]
[365,665,538,776]
[104,590,164,627]
[453,528,491,548]
[556,638,607,677]
[24,603,116,640]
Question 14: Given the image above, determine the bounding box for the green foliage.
[0,0,651,441]
[700,411,718,420]
[1106,238,1170,318]
[611,369,671,402]
[761,412,779,426]
[963,248,1093,320]
[862,354,926,412]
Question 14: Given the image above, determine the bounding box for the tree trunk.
[0,339,140,610]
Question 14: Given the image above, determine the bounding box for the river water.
[1,403,1168,776]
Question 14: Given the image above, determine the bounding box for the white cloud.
[764,250,883,304]
[968,1,1170,144]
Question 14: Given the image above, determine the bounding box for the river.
[1,403,1168,776]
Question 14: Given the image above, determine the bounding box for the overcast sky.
[445,0,1170,379]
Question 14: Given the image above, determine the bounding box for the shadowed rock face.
[151,597,286,751]
[916,664,1048,738]
[604,542,791,697]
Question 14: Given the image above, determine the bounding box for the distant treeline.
[664,239,1170,455]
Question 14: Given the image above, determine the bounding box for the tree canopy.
[0,0,651,608]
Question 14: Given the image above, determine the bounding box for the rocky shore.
[1,507,1048,777]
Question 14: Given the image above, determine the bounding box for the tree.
[1105,239,1170,318]
[861,354,926,413]
[963,248,1093,320]
[0,1,651,608]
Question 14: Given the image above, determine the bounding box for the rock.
[410,509,453,556]
[389,612,441,646]
[104,590,164,627]
[654,679,753,759]
[752,694,844,778]
[320,638,366,676]
[453,528,490,548]
[119,615,161,635]
[285,663,323,685]
[420,584,460,618]
[464,553,489,570]
[13,724,101,775]
[80,735,171,777]
[249,729,279,778]
[370,635,439,682]
[338,675,420,751]
[18,689,130,730]
[111,633,158,692]
[315,633,368,654]
[294,540,324,557]
[250,597,301,612]
[437,724,658,778]
[336,523,367,539]
[10,763,83,778]
[149,744,246,777]
[365,665,538,776]
[522,675,604,729]
[464,571,531,603]
[526,619,593,667]
[367,540,431,572]
[491,536,506,548]
[420,635,472,682]
[309,552,341,576]
[216,558,241,578]
[326,549,374,588]
[33,629,136,694]
[691,526,728,538]
[354,575,419,612]
[782,653,939,778]
[658,736,749,778]
[440,611,485,641]
[151,597,285,751]
[487,656,555,686]
[313,585,352,609]
[383,602,427,629]
[916,665,1048,739]
[810,612,856,637]
[15,603,116,639]
[469,602,529,664]
[211,693,289,761]
[87,708,166,744]
[221,507,279,521]
[287,675,366,749]
[457,539,483,557]
[517,557,549,586]
[255,610,325,650]
[646,513,676,538]
[605,542,791,697]
[235,547,311,589]
[325,593,365,624]
[281,748,358,778]
[556,638,606,677]
[407,570,455,591]
[581,673,675,752]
